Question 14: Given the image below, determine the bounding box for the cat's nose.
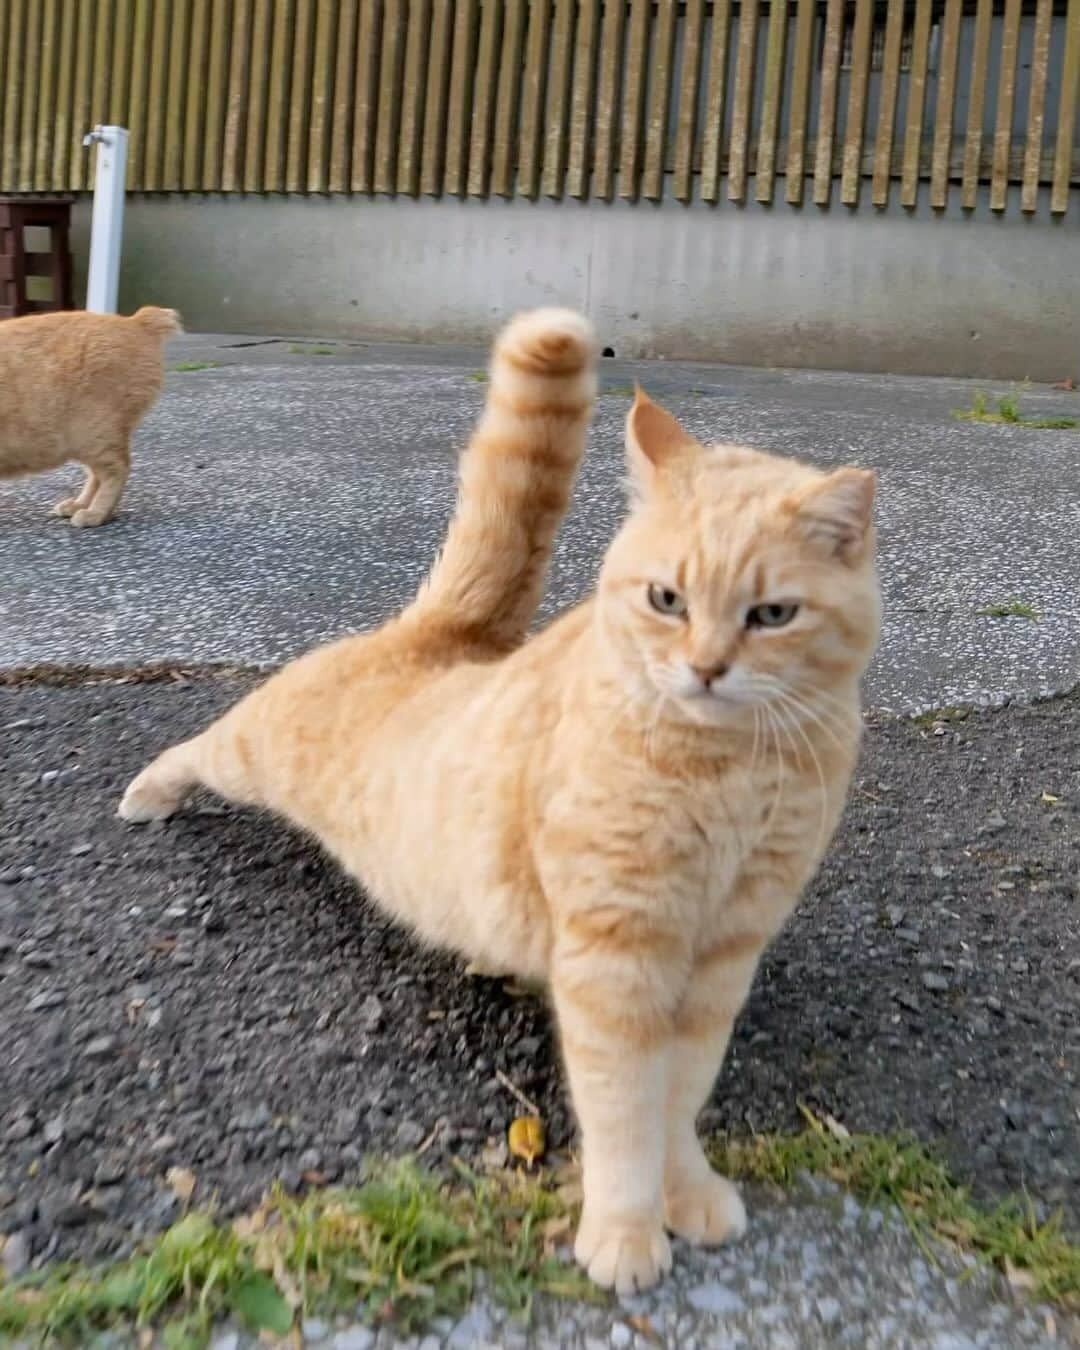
[691,661,730,687]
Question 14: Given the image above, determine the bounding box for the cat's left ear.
[625,386,700,496]
[794,468,876,558]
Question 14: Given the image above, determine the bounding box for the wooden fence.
[0,0,1077,212]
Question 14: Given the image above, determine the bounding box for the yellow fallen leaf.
[166,1167,197,1204]
[823,1113,850,1141]
[508,1114,545,1165]
[1041,791,1060,804]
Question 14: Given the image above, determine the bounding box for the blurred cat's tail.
[131,306,184,338]
[403,307,597,658]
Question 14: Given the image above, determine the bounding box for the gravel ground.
[1,674,1077,1282]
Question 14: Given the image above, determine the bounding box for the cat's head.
[596,389,881,727]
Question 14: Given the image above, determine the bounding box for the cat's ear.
[793,467,876,557]
[625,386,699,495]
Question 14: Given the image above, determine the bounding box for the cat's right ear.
[625,386,699,496]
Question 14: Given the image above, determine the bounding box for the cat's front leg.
[551,903,692,1295]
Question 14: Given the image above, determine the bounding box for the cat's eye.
[746,602,799,629]
[647,584,688,618]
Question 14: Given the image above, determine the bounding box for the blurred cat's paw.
[53,497,80,518]
[574,1208,671,1295]
[664,1171,747,1246]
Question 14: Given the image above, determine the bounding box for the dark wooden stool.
[0,196,75,319]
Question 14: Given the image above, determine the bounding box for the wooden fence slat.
[126,0,153,189]
[286,0,316,192]
[870,0,904,206]
[307,0,338,192]
[1,0,25,190]
[51,0,78,188]
[263,0,296,192]
[144,0,174,191]
[329,0,359,191]
[989,0,1022,210]
[618,0,650,200]
[444,0,479,194]
[35,0,60,190]
[961,0,993,209]
[519,0,551,198]
[755,0,789,204]
[700,0,732,202]
[929,0,962,208]
[673,0,705,203]
[900,0,932,206]
[785,0,815,204]
[375,0,407,193]
[110,0,135,129]
[840,0,873,204]
[183,0,211,189]
[90,0,112,129]
[202,0,231,190]
[566,0,600,198]
[1020,0,1053,212]
[491,0,526,196]
[162,0,190,190]
[241,0,272,191]
[398,0,431,195]
[17,0,40,191]
[70,0,98,191]
[222,0,252,191]
[0,0,9,186]
[592,0,626,200]
[727,0,758,201]
[468,0,502,196]
[812,0,844,205]
[542,0,576,198]
[1051,0,1080,212]
[418,0,450,194]
[642,0,677,201]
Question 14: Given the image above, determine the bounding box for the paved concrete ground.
[2,333,1079,712]
[2,336,1078,1347]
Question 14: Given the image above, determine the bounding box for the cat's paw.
[574,1210,672,1295]
[118,773,181,823]
[664,1171,747,1247]
[53,497,80,518]
[70,508,110,528]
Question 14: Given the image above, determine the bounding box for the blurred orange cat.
[0,305,181,526]
[120,308,881,1294]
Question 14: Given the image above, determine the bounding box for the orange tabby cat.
[0,305,181,526]
[119,308,881,1294]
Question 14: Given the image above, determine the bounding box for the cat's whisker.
[771,692,831,861]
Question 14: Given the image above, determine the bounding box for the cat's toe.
[70,508,109,528]
[574,1213,671,1295]
[664,1172,747,1246]
[118,779,178,823]
[53,498,80,518]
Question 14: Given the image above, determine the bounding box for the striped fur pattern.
[0,306,181,526]
[119,310,881,1295]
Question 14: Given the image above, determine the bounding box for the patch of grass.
[598,385,636,398]
[711,1109,1080,1311]
[5,1122,1079,1346]
[0,1161,591,1347]
[953,390,1079,430]
[912,704,972,728]
[288,344,336,356]
[169,360,218,373]
[978,599,1039,620]
[468,369,488,383]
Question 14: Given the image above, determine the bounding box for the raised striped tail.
[404,307,597,658]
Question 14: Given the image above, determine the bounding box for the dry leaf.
[233,1204,271,1239]
[823,1113,850,1141]
[1004,1258,1037,1291]
[508,1114,546,1165]
[628,1314,664,1345]
[166,1166,196,1204]
[1041,791,1060,804]
[540,1214,573,1251]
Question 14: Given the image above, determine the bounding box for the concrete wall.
[72,190,1080,381]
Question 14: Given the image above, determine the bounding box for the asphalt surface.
[2,339,1079,1346]
[2,334,1079,712]
[1,678,1077,1271]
